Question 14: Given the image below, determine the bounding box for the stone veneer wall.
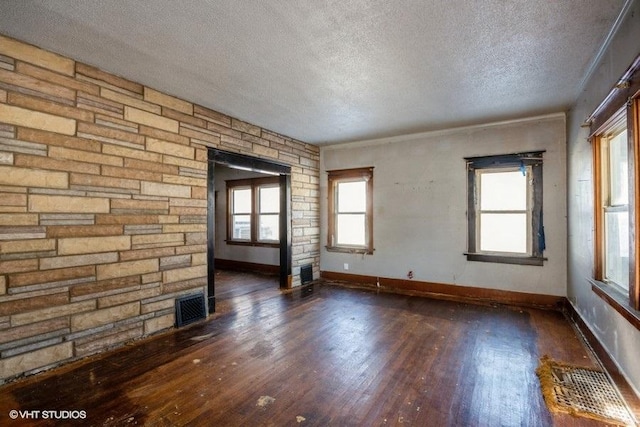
[0,35,320,383]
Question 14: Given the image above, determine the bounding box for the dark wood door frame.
[207,149,292,313]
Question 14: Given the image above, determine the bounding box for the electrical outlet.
[344,263,349,271]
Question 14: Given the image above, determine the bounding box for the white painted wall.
[214,165,279,265]
[320,114,567,296]
[567,0,640,394]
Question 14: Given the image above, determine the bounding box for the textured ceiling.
[0,0,626,144]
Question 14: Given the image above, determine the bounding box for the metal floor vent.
[175,294,206,327]
[300,264,313,285]
[550,365,634,425]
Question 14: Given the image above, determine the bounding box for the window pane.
[259,214,279,241]
[605,210,629,290]
[480,170,527,211]
[232,188,251,214]
[337,213,365,245]
[232,214,251,240]
[259,186,279,213]
[338,181,366,212]
[609,130,628,206]
[480,213,527,253]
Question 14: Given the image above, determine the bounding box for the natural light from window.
[478,170,528,254]
[337,181,366,246]
[604,129,629,291]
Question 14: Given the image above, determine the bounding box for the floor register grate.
[537,356,635,426]
[175,293,206,327]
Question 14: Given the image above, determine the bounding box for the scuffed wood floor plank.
[0,270,633,426]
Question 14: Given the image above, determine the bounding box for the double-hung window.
[465,152,545,265]
[589,53,640,315]
[227,177,280,246]
[598,125,630,292]
[326,167,374,254]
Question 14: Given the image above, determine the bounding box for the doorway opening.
[207,149,292,313]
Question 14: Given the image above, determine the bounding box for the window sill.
[326,246,373,255]
[591,279,640,331]
[225,240,279,248]
[464,253,545,266]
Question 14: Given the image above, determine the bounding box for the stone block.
[141,297,174,314]
[40,252,119,270]
[161,107,206,128]
[9,265,95,288]
[160,254,191,271]
[48,146,123,167]
[14,153,101,175]
[139,125,189,145]
[193,104,231,125]
[8,92,94,122]
[147,137,194,159]
[124,158,178,175]
[162,175,206,187]
[0,166,68,189]
[191,252,207,266]
[98,286,161,308]
[0,276,5,295]
[0,238,55,254]
[71,301,140,332]
[124,106,178,133]
[17,128,102,152]
[100,88,160,114]
[74,324,143,357]
[0,35,75,76]
[163,264,207,284]
[69,173,140,191]
[0,341,73,380]
[162,155,207,171]
[70,276,140,299]
[178,125,221,145]
[101,165,162,183]
[163,224,206,233]
[0,291,68,316]
[140,181,191,198]
[144,87,193,115]
[231,118,261,137]
[0,214,38,226]
[15,61,94,93]
[96,258,159,281]
[0,192,27,207]
[111,199,168,212]
[120,247,175,262]
[0,259,38,274]
[95,214,160,225]
[0,317,68,345]
[77,122,145,146]
[46,225,123,238]
[11,300,95,327]
[28,195,110,213]
[102,143,162,163]
[58,235,131,256]
[0,103,75,136]
[144,313,174,335]
[76,63,143,94]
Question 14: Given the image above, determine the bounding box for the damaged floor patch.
[256,395,276,408]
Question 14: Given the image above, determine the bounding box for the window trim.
[326,167,374,255]
[588,53,640,313]
[465,151,545,266]
[226,176,280,247]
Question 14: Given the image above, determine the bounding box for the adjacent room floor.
[0,270,636,426]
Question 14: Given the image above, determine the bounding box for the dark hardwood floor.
[0,270,636,426]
